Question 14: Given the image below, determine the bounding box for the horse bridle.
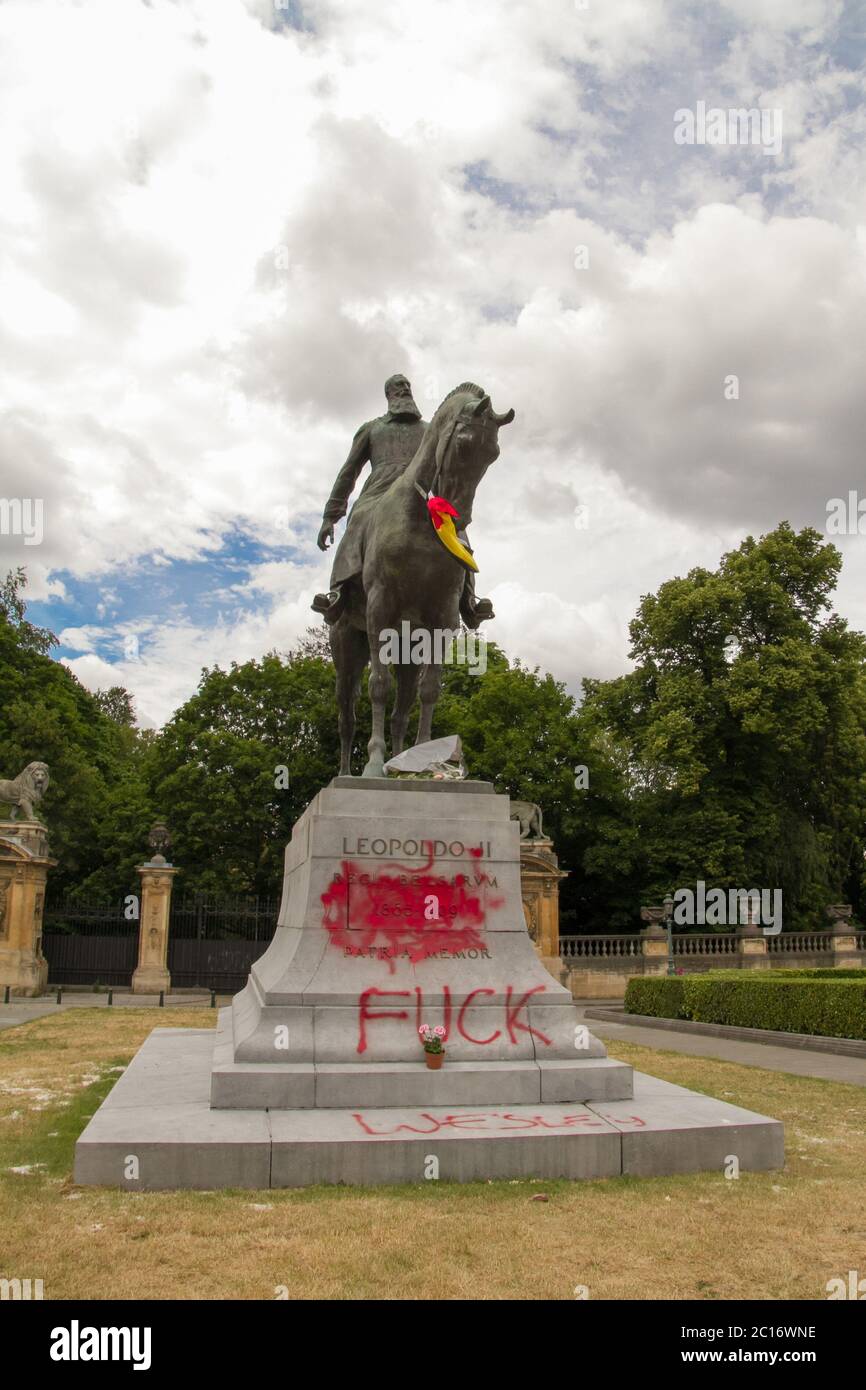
[412,398,504,505]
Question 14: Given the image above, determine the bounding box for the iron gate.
[167,894,279,992]
[41,892,279,993]
[42,895,139,987]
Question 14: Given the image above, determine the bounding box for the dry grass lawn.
[0,1007,863,1300]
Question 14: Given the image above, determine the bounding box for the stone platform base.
[210,1006,634,1108]
[74,1027,784,1190]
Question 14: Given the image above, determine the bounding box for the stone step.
[74,1028,785,1190]
[210,1054,634,1110]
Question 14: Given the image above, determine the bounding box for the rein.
[412,423,451,504]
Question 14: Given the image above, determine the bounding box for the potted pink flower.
[418,1024,446,1069]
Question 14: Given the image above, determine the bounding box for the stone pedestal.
[211,779,616,1109]
[74,782,784,1190]
[0,821,53,997]
[520,837,568,982]
[131,859,177,995]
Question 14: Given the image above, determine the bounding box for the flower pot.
[424,1050,444,1070]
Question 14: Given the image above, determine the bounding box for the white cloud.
[2,0,865,725]
[57,626,105,654]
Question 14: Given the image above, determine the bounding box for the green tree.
[147,637,360,895]
[94,686,137,727]
[0,570,147,895]
[583,524,866,928]
[0,567,57,655]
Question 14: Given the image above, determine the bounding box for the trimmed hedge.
[708,968,866,980]
[776,968,866,978]
[623,974,866,1040]
[621,977,686,1019]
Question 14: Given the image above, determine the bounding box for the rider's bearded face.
[385,377,421,419]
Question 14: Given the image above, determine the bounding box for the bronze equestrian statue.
[313,374,493,630]
[313,379,514,776]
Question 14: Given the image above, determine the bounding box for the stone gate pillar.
[824,904,860,965]
[132,858,178,995]
[0,821,54,996]
[640,906,671,977]
[519,838,568,981]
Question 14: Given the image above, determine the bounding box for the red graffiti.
[355,983,549,1053]
[596,1114,647,1129]
[352,1110,610,1136]
[504,986,550,1045]
[456,987,499,1045]
[357,988,411,1055]
[321,850,503,971]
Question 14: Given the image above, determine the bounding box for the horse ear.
[472,394,491,417]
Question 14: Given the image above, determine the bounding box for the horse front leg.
[362,624,392,778]
[415,661,444,746]
[390,662,421,757]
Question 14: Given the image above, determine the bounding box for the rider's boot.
[311,586,347,624]
[459,565,494,630]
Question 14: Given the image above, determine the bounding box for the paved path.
[0,993,223,1034]
[575,1002,866,1088]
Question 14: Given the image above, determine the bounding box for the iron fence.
[169,894,279,941]
[40,892,279,992]
[43,894,139,936]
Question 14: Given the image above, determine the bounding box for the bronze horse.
[329,382,514,776]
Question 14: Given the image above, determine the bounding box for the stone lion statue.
[509,799,543,840]
[0,762,50,821]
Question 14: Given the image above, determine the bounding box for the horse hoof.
[362,759,386,778]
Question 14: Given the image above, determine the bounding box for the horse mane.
[431,382,485,420]
[403,381,487,492]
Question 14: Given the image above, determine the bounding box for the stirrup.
[311,589,345,623]
[460,596,494,629]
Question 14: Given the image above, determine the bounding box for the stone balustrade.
[560,914,865,999]
[766,932,834,953]
[561,935,642,959]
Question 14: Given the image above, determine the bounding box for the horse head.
[428,383,514,525]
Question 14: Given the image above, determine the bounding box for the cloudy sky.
[2,0,865,727]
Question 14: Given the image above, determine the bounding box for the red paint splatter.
[321,850,503,971]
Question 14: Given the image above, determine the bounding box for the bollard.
[210,989,216,1008]
[159,990,165,1008]
[107,990,113,1007]
[56,988,62,1005]
[3,985,9,1004]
